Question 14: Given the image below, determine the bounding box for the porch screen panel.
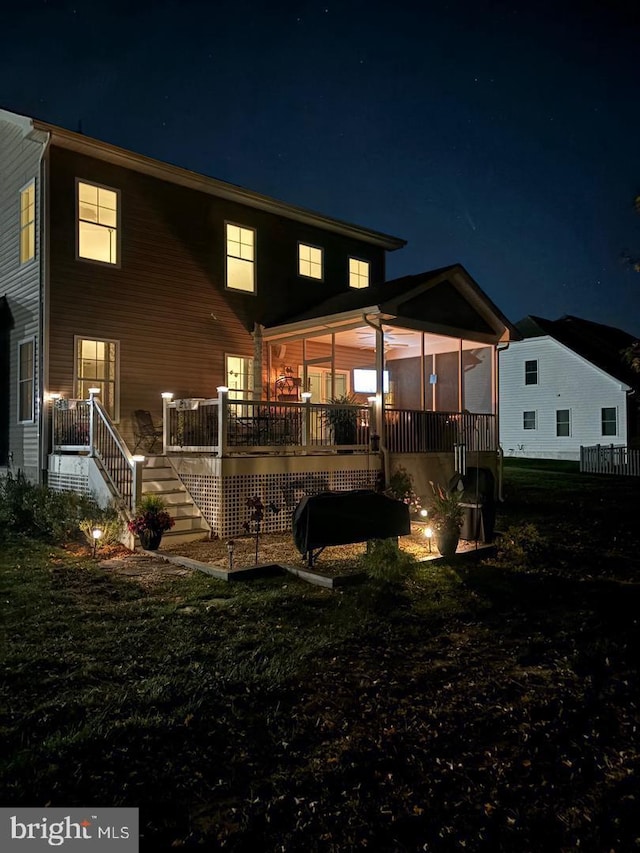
[434,351,459,412]
[76,338,117,417]
[226,355,254,400]
[462,347,492,413]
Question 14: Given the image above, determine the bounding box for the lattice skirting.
[48,471,91,496]
[179,468,378,540]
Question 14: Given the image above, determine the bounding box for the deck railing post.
[131,455,145,512]
[88,388,100,457]
[301,392,312,454]
[161,392,173,453]
[217,386,229,456]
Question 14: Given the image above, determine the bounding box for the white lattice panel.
[48,472,90,496]
[177,467,378,539]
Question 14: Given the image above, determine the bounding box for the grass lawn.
[1,463,639,851]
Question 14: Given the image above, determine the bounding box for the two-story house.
[499,315,640,461]
[0,107,518,543]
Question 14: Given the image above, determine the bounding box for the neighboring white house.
[499,315,640,461]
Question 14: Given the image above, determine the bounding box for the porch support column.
[252,323,264,401]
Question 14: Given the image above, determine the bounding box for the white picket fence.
[580,444,640,477]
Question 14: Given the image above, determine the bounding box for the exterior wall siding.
[499,337,629,461]
[0,115,45,478]
[46,146,386,450]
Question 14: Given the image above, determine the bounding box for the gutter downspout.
[495,340,510,502]
[363,313,388,486]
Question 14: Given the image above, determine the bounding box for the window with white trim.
[77,180,119,265]
[601,407,617,436]
[225,354,254,400]
[349,257,370,289]
[75,337,119,419]
[298,243,323,279]
[226,223,255,292]
[523,410,536,430]
[556,409,571,437]
[524,359,538,385]
[19,180,35,264]
[18,338,35,423]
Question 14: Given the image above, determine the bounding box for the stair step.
[171,516,209,533]
[160,528,210,545]
[142,487,190,505]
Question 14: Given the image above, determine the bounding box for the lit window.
[20,181,35,264]
[225,354,254,400]
[18,338,35,422]
[77,180,119,265]
[524,360,538,385]
[523,410,536,430]
[349,257,370,289]
[226,223,255,292]
[75,337,118,419]
[299,243,323,279]
[556,409,570,437]
[601,407,617,436]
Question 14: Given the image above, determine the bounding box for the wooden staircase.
[140,456,210,545]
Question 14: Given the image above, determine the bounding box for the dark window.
[523,410,536,430]
[525,359,538,385]
[556,409,570,437]
[601,407,617,436]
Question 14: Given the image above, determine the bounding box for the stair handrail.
[89,394,142,511]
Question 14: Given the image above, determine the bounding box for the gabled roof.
[516,314,639,388]
[265,263,520,344]
[0,108,405,251]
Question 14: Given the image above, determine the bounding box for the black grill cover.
[292,489,411,556]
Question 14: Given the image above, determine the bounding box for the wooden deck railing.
[384,410,496,453]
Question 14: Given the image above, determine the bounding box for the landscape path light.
[425,526,433,553]
[92,527,103,558]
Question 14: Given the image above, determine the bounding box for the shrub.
[361,537,417,585]
[496,522,546,568]
[79,500,124,547]
[0,471,91,543]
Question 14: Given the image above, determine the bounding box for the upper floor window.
[75,337,119,419]
[601,407,617,436]
[524,359,538,385]
[77,180,119,265]
[18,338,35,423]
[556,409,571,437]
[226,223,255,293]
[298,243,323,280]
[523,410,536,430]
[19,180,36,264]
[349,257,370,289]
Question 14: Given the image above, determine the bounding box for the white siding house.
[499,316,637,461]
[0,110,48,480]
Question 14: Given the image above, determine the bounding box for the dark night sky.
[2,0,639,332]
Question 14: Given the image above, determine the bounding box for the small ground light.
[92,528,103,558]
[419,508,428,518]
[425,526,433,553]
[226,539,235,570]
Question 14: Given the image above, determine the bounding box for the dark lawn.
[1,463,639,851]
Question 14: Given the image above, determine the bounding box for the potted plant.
[127,494,175,550]
[429,483,464,558]
[324,392,359,449]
